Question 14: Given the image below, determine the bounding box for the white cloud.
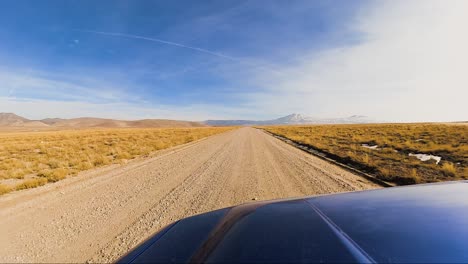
[247,0,468,122]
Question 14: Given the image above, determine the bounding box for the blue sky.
[0,0,467,121]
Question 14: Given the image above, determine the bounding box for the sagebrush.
[263,124,467,185]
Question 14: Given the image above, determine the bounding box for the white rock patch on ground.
[409,153,442,164]
[361,144,379,150]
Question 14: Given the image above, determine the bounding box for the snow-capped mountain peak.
[274,113,309,123]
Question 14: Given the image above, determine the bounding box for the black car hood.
[118,181,468,263]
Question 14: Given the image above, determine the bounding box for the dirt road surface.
[0,127,378,263]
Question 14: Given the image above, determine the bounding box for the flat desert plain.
[0,127,377,263]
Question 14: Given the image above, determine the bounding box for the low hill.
[0,113,206,129]
[0,113,49,127]
[47,117,205,128]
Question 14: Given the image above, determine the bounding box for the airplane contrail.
[74,29,282,75]
[74,29,238,61]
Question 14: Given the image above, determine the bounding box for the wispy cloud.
[0,96,255,121]
[0,68,141,104]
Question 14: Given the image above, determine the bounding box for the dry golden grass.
[264,124,467,185]
[14,178,48,190]
[0,127,232,194]
[0,184,11,195]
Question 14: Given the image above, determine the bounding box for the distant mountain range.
[204,113,377,126]
[0,113,205,129]
[0,112,378,130]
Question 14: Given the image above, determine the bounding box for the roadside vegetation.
[264,124,467,185]
[0,127,232,194]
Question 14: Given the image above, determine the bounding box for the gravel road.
[0,127,378,263]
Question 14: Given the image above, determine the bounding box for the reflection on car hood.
[118,181,468,263]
